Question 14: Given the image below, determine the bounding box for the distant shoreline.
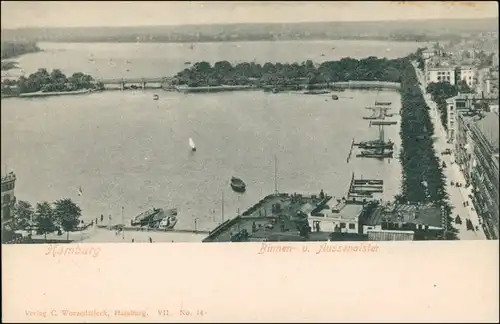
[2,89,98,99]
[2,81,401,99]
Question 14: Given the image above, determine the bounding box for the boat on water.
[356,140,394,150]
[304,90,330,95]
[189,137,196,152]
[153,94,159,100]
[158,208,178,229]
[375,101,392,106]
[130,208,162,226]
[331,95,339,100]
[356,149,393,158]
[370,120,398,126]
[184,61,192,65]
[362,115,382,120]
[230,177,246,193]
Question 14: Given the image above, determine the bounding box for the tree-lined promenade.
[10,198,83,242]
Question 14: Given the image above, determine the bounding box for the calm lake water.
[2,89,402,231]
[2,40,428,79]
[1,40,415,233]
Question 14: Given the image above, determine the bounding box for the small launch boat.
[230,176,246,193]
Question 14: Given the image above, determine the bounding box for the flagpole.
[121,206,125,239]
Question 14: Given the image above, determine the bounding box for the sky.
[1,1,498,29]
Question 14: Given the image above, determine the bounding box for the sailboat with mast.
[189,137,196,152]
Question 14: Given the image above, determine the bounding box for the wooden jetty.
[375,101,392,106]
[347,173,384,197]
[356,150,393,158]
[370,120,398,126]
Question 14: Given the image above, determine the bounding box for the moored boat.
[356,149,393,158]
[158,208,178,229]
[331,95,339,100]
[230,176,246,192]
[356,140,394,150]
[375,101,392,106]
[130,208,162,226]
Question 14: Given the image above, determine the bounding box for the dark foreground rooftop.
[203,192,331,242]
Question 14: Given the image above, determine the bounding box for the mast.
[274,155,278,195]
[221,190,224,223]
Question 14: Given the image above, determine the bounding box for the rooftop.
[313,202,364,220]
[203,192,332,242]
[473,112,499,151]
[1,171,16,183]
[359,202,443,228]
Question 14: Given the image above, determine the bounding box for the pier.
[347,173,384,199]
[96,224,210,234]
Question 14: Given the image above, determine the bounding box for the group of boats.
[354,100,396,159]
[130,207,178,229]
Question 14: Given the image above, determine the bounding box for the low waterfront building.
[455,112,499,239]
[203,192,333,242]
[307,201,364,234]
[1,171,16,242]
[358,202,444,241]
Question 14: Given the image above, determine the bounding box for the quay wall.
[330,81,401,90]
[96,224,210,234]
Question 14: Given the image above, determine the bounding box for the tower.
[2,171,16,242]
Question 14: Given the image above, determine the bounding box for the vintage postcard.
[1,1,499,322]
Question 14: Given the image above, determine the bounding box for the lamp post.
[194,218,199,233]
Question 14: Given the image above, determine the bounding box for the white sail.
[189,138,196,149]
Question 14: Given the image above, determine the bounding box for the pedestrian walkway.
[413,62,486,240]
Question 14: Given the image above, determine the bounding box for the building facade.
[425,66,456,86]
[456,66,477,88]
[307,203,363,234]
[367,230,414,241]
[455,112,499,239]
[446,93,479,143]
[1,172,16,242]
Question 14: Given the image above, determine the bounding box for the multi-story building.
[446,93,479,142]
[1,171,16,242]
[455,65,477,88]
[422,49,436,60]
[425,65,456,86]
[455,112,499,239]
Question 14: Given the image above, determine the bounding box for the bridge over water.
[96,77,175,90]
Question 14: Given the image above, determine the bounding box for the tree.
[53,198,82,241]
[35,202,56,241]
[12,200,34,231]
